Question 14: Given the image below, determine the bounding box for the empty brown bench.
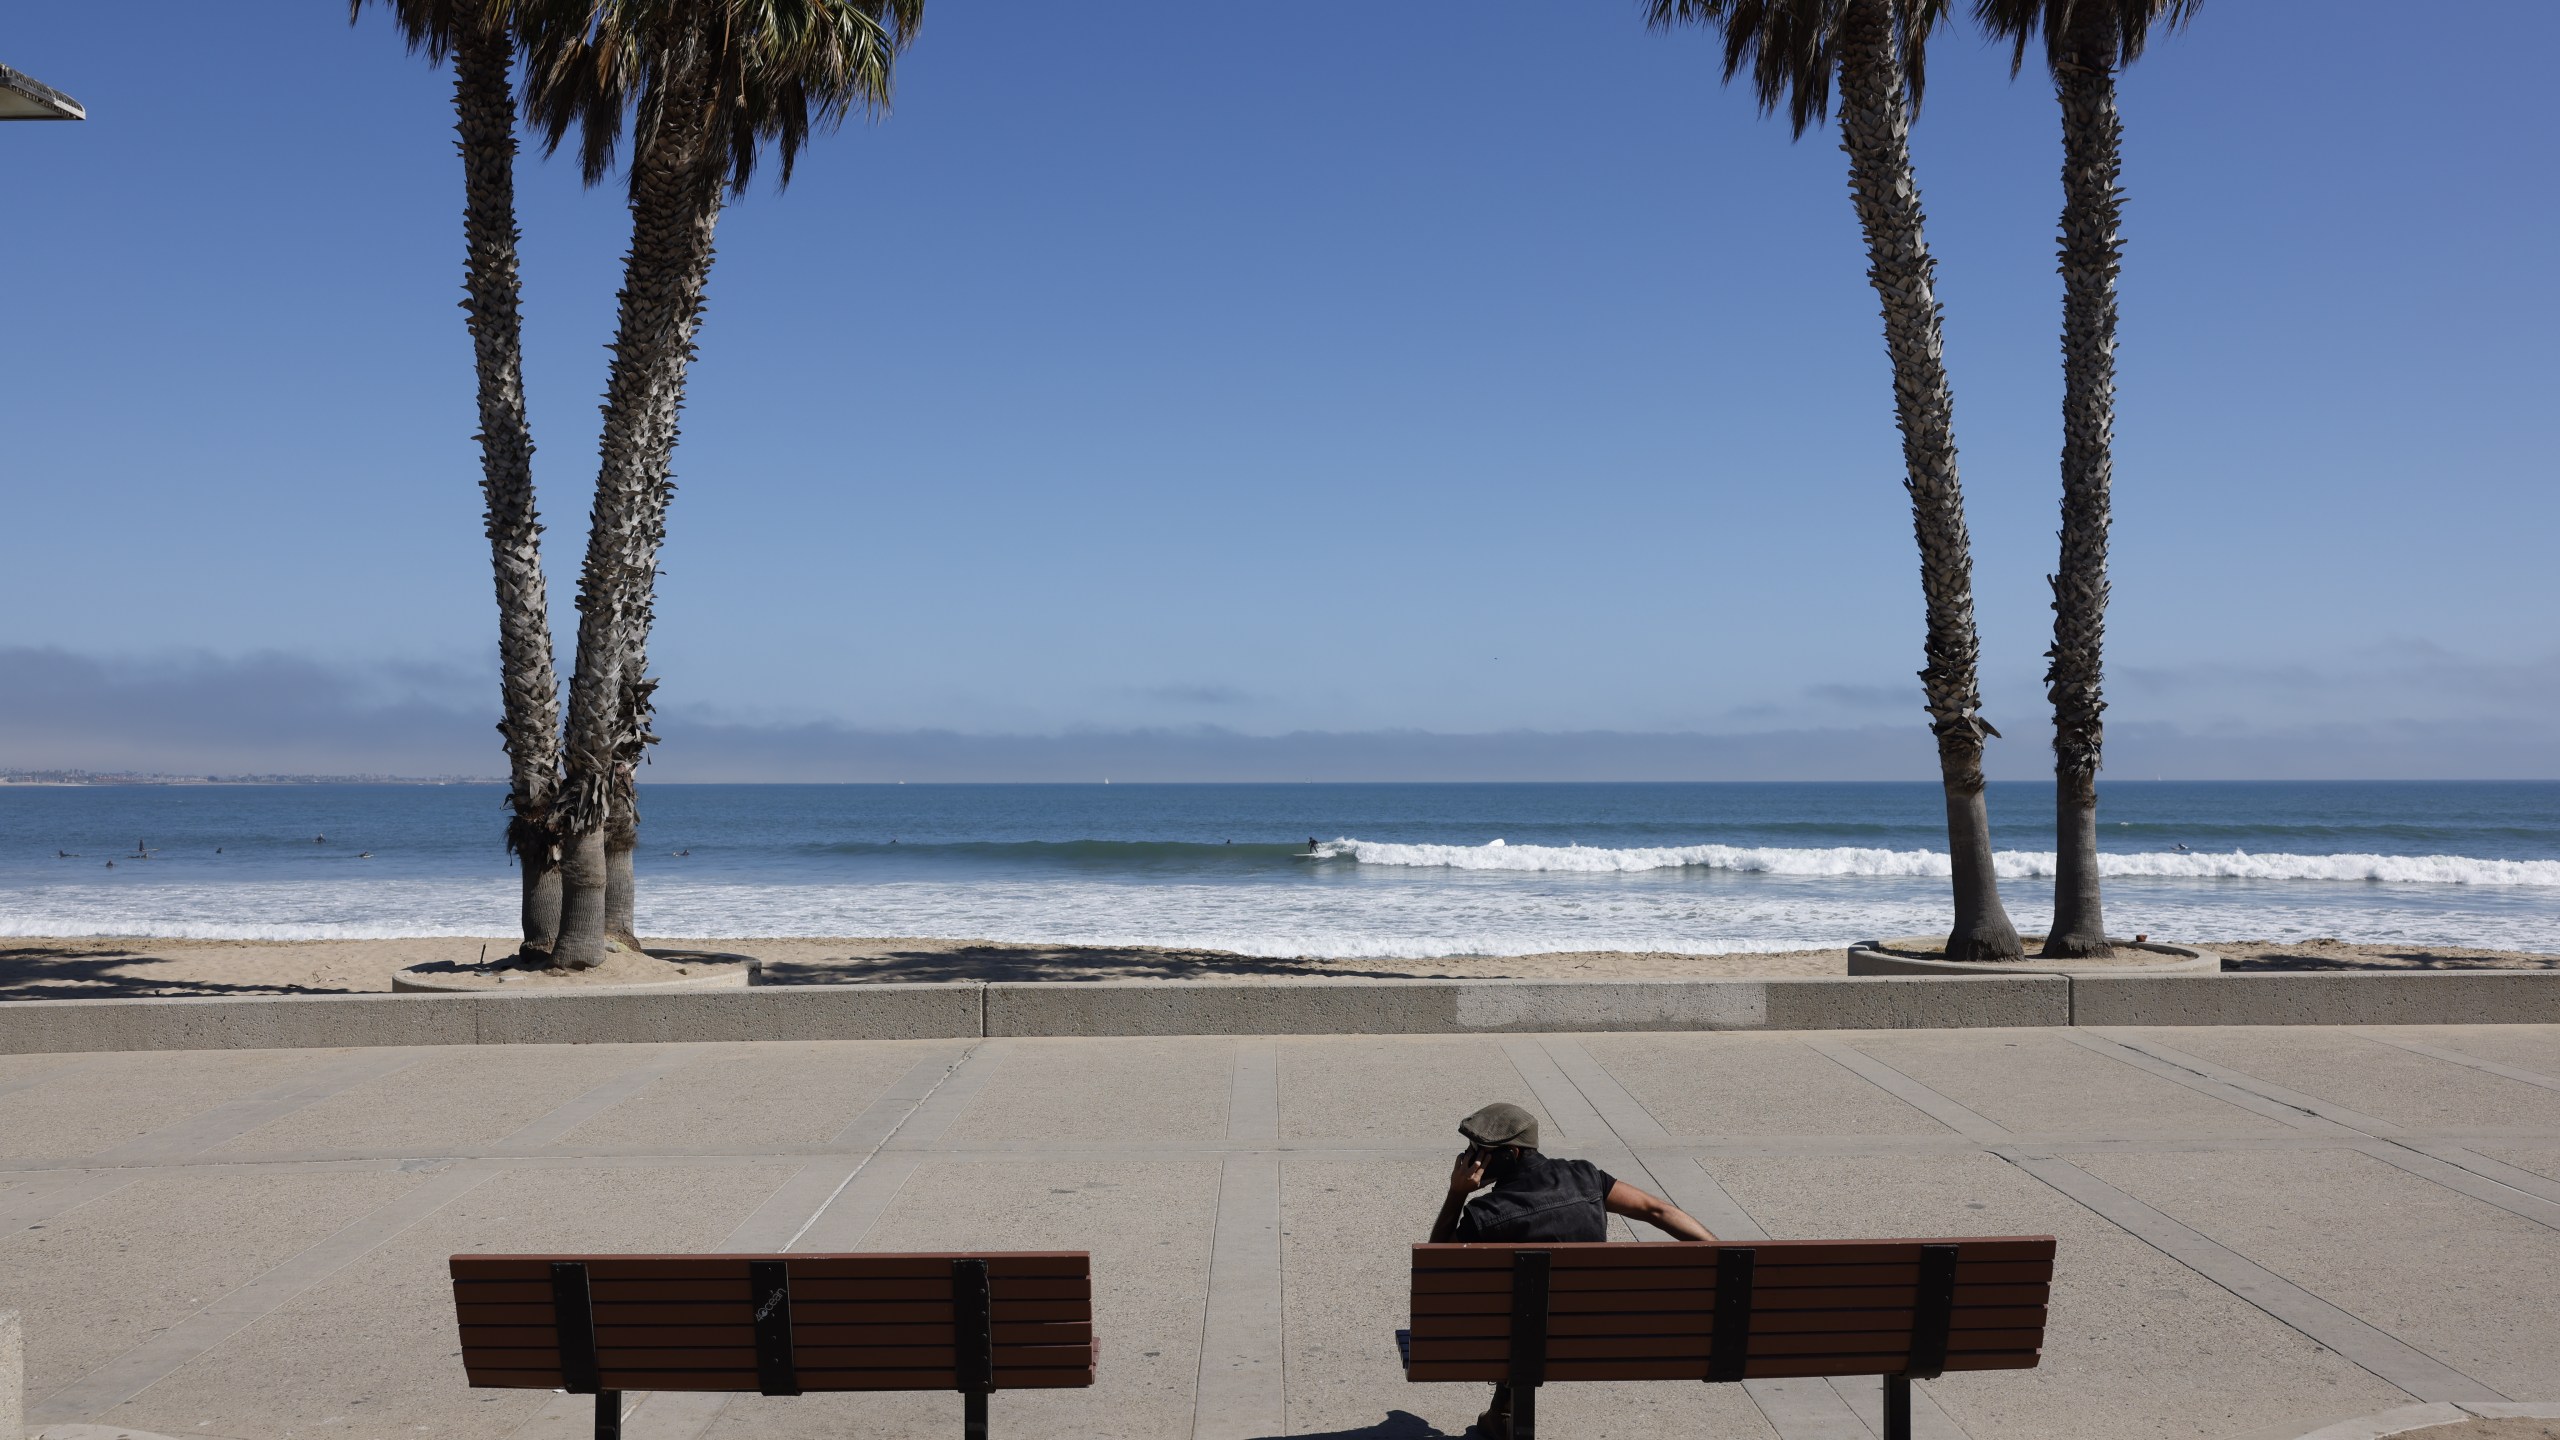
[450,1251,1095,1438]
[1401,1236,2055,1440]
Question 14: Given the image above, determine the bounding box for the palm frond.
[1970,0,2199,76]
[350,0,516,64]
[520,0,923,196]
[1647,0,1944,136]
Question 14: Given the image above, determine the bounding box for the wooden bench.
[1400,1236,2055,1440]
[449,1251,1096,1438]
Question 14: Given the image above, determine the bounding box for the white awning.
[0,63,84,121]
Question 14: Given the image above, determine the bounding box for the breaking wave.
[1316,839,2560,887]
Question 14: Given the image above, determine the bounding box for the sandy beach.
[3,932,2554,1000]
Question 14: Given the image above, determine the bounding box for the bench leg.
[1509,1383,1536,1440]
[963,1387,988,1440]
[594,1389,622,1440]
[1882,1375,1911,1440]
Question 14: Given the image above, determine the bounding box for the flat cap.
[1458,1101,1539,1152]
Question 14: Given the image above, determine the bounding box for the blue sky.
[2,1,2554,779]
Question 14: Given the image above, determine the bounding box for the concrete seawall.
[2070,969,2560,1027]
[2,970,2556,1054]
[982,975,2064,1036]
[0,984,982,1054]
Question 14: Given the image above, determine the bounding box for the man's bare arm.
[1604,1179,1715,1241]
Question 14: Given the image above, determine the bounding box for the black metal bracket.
[1905,1244,1959,1380]
[549,1262,615,1439]
[1881,1244,1961,1440]
[953,1258,994,1439]
[749,1260,801,1397]
[550,1261,601,1395]
[1506,1250,1550,1440]
[1707,1246,1756,1383]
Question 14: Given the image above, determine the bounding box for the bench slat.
[465,1365,1097,1392]
[1408,1305,2044,1341]
[458,1342,1093,1370]
[461,1321,1092,1351]
[1404,1350,2041,1383]
[452,1253,1088,1282]
[1408,1327,2044,1363]
[798,1366,1097,1391]
[1413,1239,2055,1268]
[1412,1260,2049,1294]
[1413,1282,2049,1316]
[455,1299,1092,1328]
[452,1275,1089,1305]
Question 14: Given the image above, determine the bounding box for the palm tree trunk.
[2041,22,2122,959]
[604,780,641,952]
[1832,0,2024,961]
[603,673,657,953]
[602,456,671,955]
[452,28,565,962]
[550,36,725,971]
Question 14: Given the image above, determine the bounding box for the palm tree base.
[392,948,753,992]
[552,829,614,970]
[1850,940,2220,976]
[1943,931,2028,963]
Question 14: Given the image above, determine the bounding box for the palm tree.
[1975,0,2196,959]
[520,0,922,969]
[353,0,568,961]
[1648,0,2025,959]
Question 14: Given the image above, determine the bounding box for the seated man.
[1427,1102,1716,1435]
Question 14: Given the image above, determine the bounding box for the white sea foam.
[1318,839,2560,887]
[7,865,2558,956]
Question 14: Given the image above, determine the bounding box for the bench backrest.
[450,1252,1095,1395]
[1406,1237,2054,1383]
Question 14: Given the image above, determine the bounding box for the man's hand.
[1430,1148,1488,1244]
[1448,1148,1488,1197]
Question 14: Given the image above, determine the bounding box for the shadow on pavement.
[0,945,343,999]
[2225,951,2560,972]
[762,944,1502,985]
[1248,1411,1458,1440]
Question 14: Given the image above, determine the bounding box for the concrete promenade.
[8,1024,2560,1439]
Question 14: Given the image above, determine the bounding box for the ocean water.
[1,781,2555,956]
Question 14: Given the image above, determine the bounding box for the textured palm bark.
[2041,20,2121,959]
[603,798,640,953]
[452,29,565,961]
[1834,0,2024,961]
[552,29,725,971]
[602,672,657,952]
[602,335,682,956]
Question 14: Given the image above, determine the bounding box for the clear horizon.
[4,2,2554,782]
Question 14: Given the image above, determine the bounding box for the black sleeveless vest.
[1453,1154,1615,1243]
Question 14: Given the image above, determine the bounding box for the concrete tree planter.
[1847,937,2221,977]
[392,947,757,993]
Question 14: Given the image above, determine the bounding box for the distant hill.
[0,769,501,786]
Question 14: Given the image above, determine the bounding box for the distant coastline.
[0,769,501,787]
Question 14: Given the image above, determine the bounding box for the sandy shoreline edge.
[3,933,2555,1000]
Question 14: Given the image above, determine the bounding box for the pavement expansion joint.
[2356,1032,2560,1095]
